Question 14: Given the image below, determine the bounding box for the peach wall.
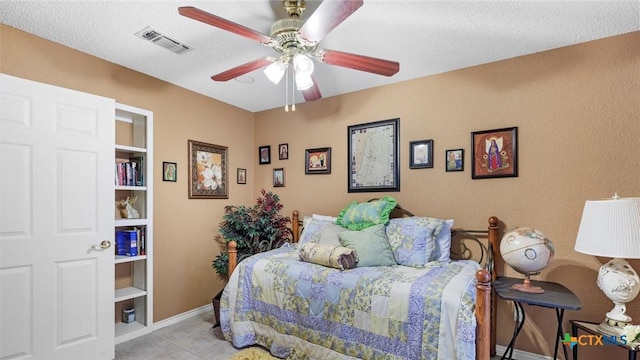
[1,24,256,322]
[2,22,639,359]
[253,32,639,358]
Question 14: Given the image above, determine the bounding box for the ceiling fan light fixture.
[293,54,314,76]
[263,60,288,85]
[295,73,313,90]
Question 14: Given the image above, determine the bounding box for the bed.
[220,200,499,359]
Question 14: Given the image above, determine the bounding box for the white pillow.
[432,219,454,263]
[312,214,338,223]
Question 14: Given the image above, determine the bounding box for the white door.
[0,74,115,359]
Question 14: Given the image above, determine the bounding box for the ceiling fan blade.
[298,0,364,43]
[316,49,399,76]
[179,6,273,45]
[301,77,322,101]
[211,57,273,82]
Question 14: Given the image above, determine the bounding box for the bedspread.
[220,245,480,360]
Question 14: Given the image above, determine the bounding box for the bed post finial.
[228,241,237,276]
[292,210,300,243]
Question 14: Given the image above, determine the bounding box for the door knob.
[91,240,112,250]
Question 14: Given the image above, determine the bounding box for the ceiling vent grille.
[135,26,192,54]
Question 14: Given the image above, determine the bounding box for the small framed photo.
[237,168,246,184]
[273,168,285,187]
[163,162,177,182]
[259,145,271,165]
[409,139,433,169]
[446,149,464,172]
[305,147,331,174]
[471,127,518,179]
[278,143,289,160]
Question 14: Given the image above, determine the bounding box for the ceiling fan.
[178,0,399,105]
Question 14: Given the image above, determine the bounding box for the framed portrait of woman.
[471,127,518,179]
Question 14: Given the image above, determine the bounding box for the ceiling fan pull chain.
[291,67,296,112]
[284,66,290,112]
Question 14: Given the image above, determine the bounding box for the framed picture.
[162,161,177,182]
[237,168,246,184]
[259,145,271,165]
[188,140,228,199]
[305,147,331,174]
[273,168,285,187]
[278,143,289,160]
[446,149,464,172]
[471,127,518,179]
[409,140,433,169]
[347,118,400,192]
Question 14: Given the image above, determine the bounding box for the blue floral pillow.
[336,196,397,230]
[297,218,343,247]
[386,217,445,267]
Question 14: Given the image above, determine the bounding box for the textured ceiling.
[1,1,638,112]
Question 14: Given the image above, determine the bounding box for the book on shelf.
[116,230,138,256]
[115,156,144,187]
[130,156,144,186]
[138,226,146,256]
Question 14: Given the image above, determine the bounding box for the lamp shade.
[293,54,314,76]
[574,196,640,259]
[263,60,287,85]
[295,73,313,90]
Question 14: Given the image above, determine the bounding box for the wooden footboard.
[226,213,500,360]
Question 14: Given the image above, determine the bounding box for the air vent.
[135,26,192,55]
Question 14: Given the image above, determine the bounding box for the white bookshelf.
[114,103,153,344]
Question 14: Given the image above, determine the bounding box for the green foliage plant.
[212,189,292,276]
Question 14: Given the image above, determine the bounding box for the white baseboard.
[495,345,557,360]
[152,303,212,331]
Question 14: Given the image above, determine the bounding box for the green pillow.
[338,224,396,267]
[336,196,398,230]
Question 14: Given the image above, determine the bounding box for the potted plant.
[211,189,292,327]
[212,189,292,277]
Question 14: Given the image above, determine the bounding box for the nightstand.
[570,320,640,360]
[494,276,582,360]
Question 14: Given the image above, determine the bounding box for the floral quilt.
[220,245,480,360]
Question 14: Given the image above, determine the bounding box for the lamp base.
[597,321,626,336]
[512,277,544,294]
[604,317,632,328]
[596,258,640,326]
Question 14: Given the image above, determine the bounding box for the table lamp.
[574,194,640,334]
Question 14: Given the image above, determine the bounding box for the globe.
[500,227,554,293]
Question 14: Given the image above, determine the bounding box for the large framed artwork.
[347,118,400,192]
[471,127,518,179]
[188,140,228,199]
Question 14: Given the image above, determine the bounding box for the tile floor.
[115,308,238,360]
